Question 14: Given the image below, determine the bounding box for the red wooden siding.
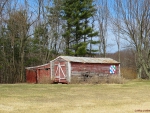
[26,69,37,83]
[26,63,50,83]
[71,62,119,76]
[37,68,51,83]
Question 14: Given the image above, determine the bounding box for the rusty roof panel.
[57,56,120,64]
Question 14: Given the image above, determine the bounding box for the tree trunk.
[137,66,142,79]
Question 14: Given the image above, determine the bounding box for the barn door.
[54,62,67,83]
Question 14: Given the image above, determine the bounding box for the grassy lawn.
[0,80,150,113]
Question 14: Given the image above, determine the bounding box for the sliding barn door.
[51,58,71,83]
[53,60,67,83]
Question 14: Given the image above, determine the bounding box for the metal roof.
[25,63,50,69]
[56,56,120,64]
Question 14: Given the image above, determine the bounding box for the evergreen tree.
[61,0,98,56]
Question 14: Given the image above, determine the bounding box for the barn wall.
[26,63,51,83]
[36,64,51,83]
[26,69,37,83]
[37,68,51,83]
[71,62,120,76]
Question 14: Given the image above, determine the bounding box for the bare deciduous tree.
[112,0,150,78]
[95,0,109,57]
[111,0,121,62]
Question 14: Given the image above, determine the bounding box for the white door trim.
[55,63,66,82]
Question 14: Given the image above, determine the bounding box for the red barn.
[50,56,120,83]
[26,63,50,83]
[26,56,120,83]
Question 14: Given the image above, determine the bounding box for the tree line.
[0,0,150,83]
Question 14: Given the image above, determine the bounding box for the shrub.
[70,74,126,84]
[71,76,83,84]
[38,76,53,84]
[121,67,137,79]
[107,75,126,84]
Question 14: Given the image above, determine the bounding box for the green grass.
[0,80,150,113]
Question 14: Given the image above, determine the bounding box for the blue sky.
[16,0,123,53]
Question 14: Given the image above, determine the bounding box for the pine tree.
[61,0,98,56]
